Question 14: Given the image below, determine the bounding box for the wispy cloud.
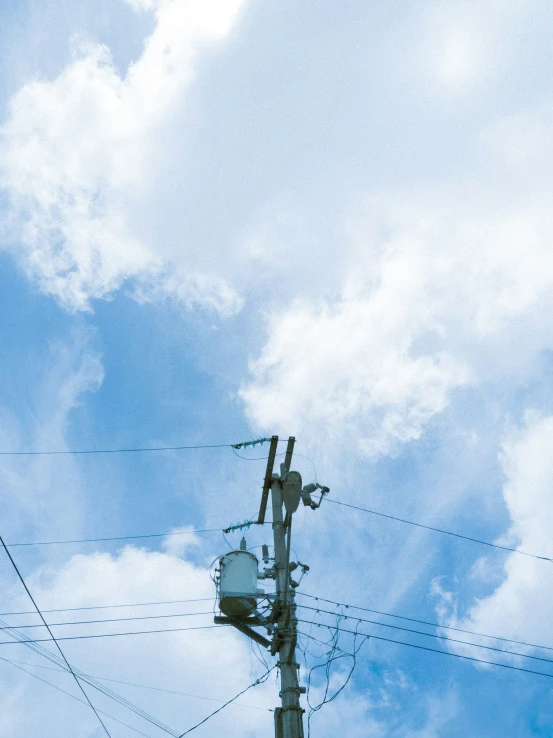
[0,0,246,313]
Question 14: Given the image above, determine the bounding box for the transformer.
[219,549,260,619]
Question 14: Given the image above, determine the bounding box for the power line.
[0,619,273,731]
[298,623,553,680]
[297,592,553,655]
[4,658,273,713]
[0,623,222,645]
[7,593,553,660]
[0,437,284,457]
[0,596,215,617]
[6,526,223,547]
[297,604,553,666]
[0,616,182,736]
[0,655,155,738]
[0,442,233,457]
[325,498,552,563]
[1,609,215,630]
[0,536,113,738]
[177,665,277,737]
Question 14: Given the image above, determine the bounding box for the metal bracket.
[281,436,296,476]
[214,616,271,648]
[286,632,297,665]
[279,685,306,696]
[270,626,280,656]
[257,435,279,525]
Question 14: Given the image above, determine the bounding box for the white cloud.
[437,413,553,655]
[306,674,382,738]
[241,289,468,458]
[160,525,203,557]
[241,190,553,456]
[427,16,482,91]
[1,544,275,737]
[0,542,385,738]
[414,0,523,96]
[0,327,104,541]
[398,691,459,737]
[482,101,553,172]
[0,0,246,313]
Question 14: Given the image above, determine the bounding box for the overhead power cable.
[8,594,553,658]
[297,605,553,666]
[0,655,155,738]
[0,616,181,736]
[0,536,113,738]
[6,526,223,547]
[297,592,553,655]
[326,498,552,563]
[298,622,553,680]
[4,657,273,713]
[0,623,221,645]
[1,609,214,630]
[0,436,281,457]
[0,596,215,617]
[177,665,277,737]
[0,443,232,456]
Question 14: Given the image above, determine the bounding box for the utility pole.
[270,437,304,738]
[215,436,328,738]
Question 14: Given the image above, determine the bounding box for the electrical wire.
[0,623,221,645]
[177,665,277,737]
[6,526,223,547]
[0,655,155,738]
[0,609,215,631]
[0,616,185,736]
[232,447,286,461]
[0,442,241,456]
[0,608,222,732]
[0,536,113,738]
[305,613,367,738]
[296,592,553,655]
[293,452,318,483]
[297,605,553,666]
[298,622,553,680]
[252,640,271,672]
[0,596,215,617]
[298,629,364,662]
[222,530,234,551]
[325,498,553,563]
[0,437,290,457]
[4,657,273,712]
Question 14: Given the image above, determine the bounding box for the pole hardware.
[214,434,328,738]
[279,687,307,697]
[214,617,272,648]
[257,435,279,525]
[282,471,302,514]
[301,482,330,509]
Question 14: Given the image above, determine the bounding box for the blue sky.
[1,1,553,736]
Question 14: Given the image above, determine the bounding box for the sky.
[0,0,553,735]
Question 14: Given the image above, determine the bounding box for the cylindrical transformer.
[219,550,259,619]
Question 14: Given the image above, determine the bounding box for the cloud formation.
[241,189,553,456]
[442,413,553,651]
[0,0,246,313]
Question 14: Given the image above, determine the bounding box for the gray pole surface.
[271,477,304,738]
